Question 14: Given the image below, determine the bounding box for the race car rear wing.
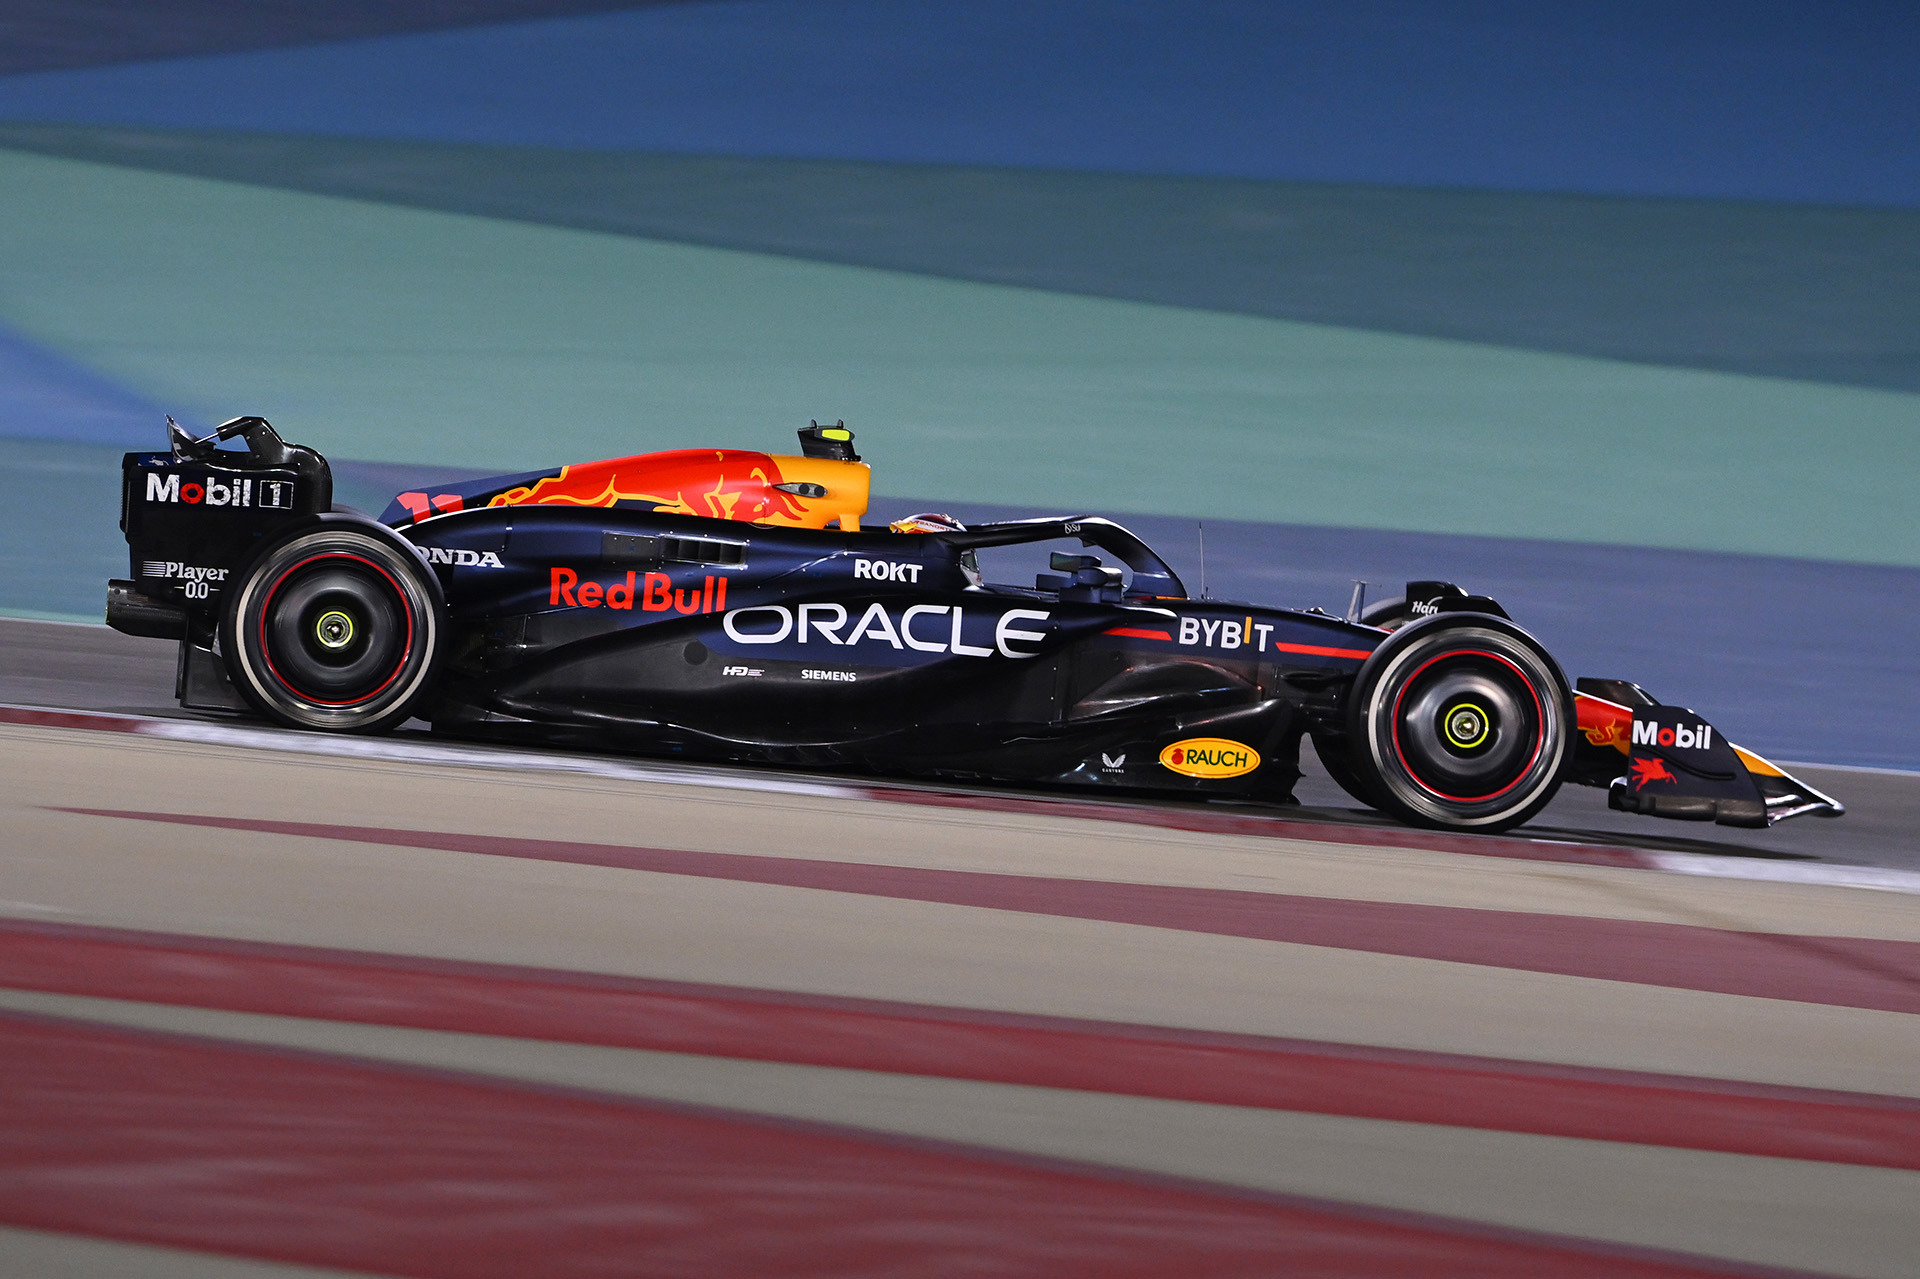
[108,416,332,639]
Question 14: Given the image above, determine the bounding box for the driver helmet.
[887,512,981,586]
[888,512,966,534]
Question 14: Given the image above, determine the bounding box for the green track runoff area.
[1,143,1916,566]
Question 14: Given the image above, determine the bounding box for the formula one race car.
[106,416,1843,834]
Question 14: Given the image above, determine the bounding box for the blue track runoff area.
[0,1,1916,206]
[0,324,193,447]
[0,1,1914,768]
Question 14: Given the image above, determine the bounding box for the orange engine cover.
[485,449,871,531]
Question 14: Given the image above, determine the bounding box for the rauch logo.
[1158,738,1261,779]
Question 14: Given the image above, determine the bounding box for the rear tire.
[1345,616,1571,833]
[221,522,443,733]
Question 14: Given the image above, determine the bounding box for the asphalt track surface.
[4,616,1920,1277]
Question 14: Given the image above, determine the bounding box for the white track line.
[1778,760,1920,779]
[145,713,868,802]
[1640,853,1920,894]
[9,702,1920,896]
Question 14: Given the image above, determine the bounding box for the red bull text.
[550,567,728,614]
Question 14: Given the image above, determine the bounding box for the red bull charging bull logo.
[487,450,858,529]
[1577,693,1634,754]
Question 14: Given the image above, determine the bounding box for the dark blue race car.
[106,416,1842,835]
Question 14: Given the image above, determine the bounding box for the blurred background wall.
[0,0,1914,763]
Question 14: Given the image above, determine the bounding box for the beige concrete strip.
[6,989,1914,1279]
[5,722,1916,942]
[0,1224,385,1279]
[6,784,1920,1097]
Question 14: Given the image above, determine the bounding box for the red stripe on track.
[57,808,1920,1015]
[0,1009,1821,1279]
[3,919,1917,1172]
[0,705,144,734]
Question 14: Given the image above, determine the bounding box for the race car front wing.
[1569,679,1844,828]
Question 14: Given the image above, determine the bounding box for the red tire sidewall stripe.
[257,552,416,708]
[1388,648,1547,805]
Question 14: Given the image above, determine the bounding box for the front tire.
[221,522,444,733]
[1345,616,1571,833]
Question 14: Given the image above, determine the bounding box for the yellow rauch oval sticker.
[1158,738,1260,779]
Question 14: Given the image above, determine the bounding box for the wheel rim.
[258,553,414,706]
[313,609,356,650]
[1389,649,1545,803]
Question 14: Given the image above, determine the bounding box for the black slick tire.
[220,518,444,733]
[1344,614,1572,833]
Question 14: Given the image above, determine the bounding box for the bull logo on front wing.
[1577,695,1634,753]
